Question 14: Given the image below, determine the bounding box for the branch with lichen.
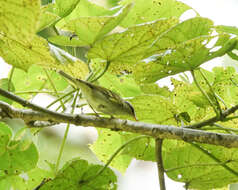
[1,88,238,148]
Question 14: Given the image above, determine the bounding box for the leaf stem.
[44,69,66,110]
[54,90,79,173]
[198,68,222,116]
[15,90,65,95]
[46,89,76,109]
[8,67,15,91]
[191,70,219,116]
[90,61,110,83]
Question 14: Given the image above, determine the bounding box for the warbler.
[58,71,137,120]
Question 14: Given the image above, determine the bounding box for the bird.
[58,71,137,121]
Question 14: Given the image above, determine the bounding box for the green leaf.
[140,83,171,97]
[0,0,40,40]
[170,78,212,122]
[56,0,119,28]
[146,17,214,55]
[88,18,179,73]
[0,123,38,174]
[50,46,89,79]
[98,73,142,97]
[0,0,56,70]
[0,78,15,104]
[0,167,53,190]
[212,67,238,107]
[55,0,81,18]
[91,129,132,173]
[163,140,238,190]
[0,122,12,156]
[40,158,117,190]
[0,139,38,174]
[119,0,192,27]
[216,25,238,35]
[62,0,117,17]
[130,95,177,124]
[48,35,88,47]
[11,65,68,100]
[132,18,238,84]
[0,35,55,71]
[134,34,234,83]
[37,6,60,32]
[62,3,133,45]
[122,134,156,161]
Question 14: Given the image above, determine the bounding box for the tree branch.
[184,104,238,129]
[1,100,238,148]
[155,139,166,190]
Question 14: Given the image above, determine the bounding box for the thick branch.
[1,101,238,148]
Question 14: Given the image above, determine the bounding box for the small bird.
[58,71,137,120]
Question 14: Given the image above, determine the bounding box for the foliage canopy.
[1,0,238,189]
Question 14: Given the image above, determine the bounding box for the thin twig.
[44,69,66,110]
[8,67,15,91]
[155,138,166,190]
[46,89,76,109]
[15,90,65,95]
[184,103,238,129]
[191,70,219,116]
[90,61,110,83]
[199,68,222,116]
[55,90,79,173]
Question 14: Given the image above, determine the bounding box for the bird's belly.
[86,95,125,115]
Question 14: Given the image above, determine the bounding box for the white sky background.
[0,0,238,189]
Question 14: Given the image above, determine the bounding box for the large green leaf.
[0,123,12,156]
[133,18,238,83]
[134,35,237,83]
[40,158,117,190]
[91,129,132,173]
[55,0,81,18]
[163,140,238,190]
[37,5,60,32]
[130,95,177,124]
[0,167,53,190]
[0,123,38,174]
[98,73,142,97]
[216,25,238,36]
[62,3,133,45]
[146,17,214,55]
[119,0,192,27]
[0,78,15,105]
[88,18,178,73]
[11,65,68,100]
[0,36,55,71]
[0,0,40,40]
[50,45,89,79]
[56,0,119,28]
[0,0,55,70]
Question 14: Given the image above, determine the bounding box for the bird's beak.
[134,115,138,121]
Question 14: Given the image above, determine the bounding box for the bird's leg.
[89,104,100,117]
